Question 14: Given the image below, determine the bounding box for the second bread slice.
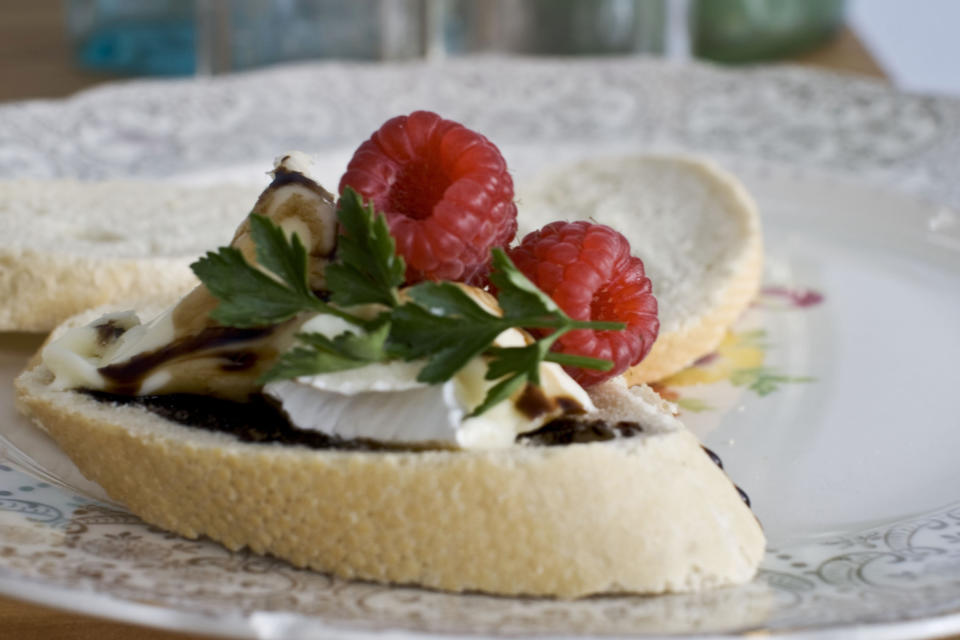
[518,156,763,383]
[0,179,262,332]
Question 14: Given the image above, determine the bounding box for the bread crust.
[625,160,764,384]
[0,179,260,332]
[625,227,763,384]
[0,249,196,332]
[15,361,764,598]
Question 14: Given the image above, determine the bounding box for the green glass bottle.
[692,0,846,63]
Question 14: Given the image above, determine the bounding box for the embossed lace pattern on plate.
[1,59,959,209]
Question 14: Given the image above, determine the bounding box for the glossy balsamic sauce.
[518,418,643,446]
[514,385,586,420]
[702,445,751,507]
[84,391,637,451]
[84,391,399,451]
[702,445,723,469]
[93,319,126,345]
[269,166,335,197]
[97,327,273,394]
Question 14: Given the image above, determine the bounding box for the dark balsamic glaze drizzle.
[256,163,339,261]
[269,166,335,198]
[83,391,638,451]
[513,386,586,420]
[518,418,643,446]
[83,391,402,451]
[93,319,127,346]
[702,445,723,469]
[97,326,273,394]
[701,445,751,507]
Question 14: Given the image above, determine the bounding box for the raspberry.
[507,221,659,386]
[339,111,517,284]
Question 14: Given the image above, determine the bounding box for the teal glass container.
[433,0,666,57]
[66,0,197,75]
[66,0,426,76]
[692,0,846,63]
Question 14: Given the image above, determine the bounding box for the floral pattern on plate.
[655,285,822,414]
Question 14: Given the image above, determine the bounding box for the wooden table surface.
[0,3,940,640]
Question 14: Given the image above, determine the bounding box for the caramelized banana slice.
[232,152,338,292]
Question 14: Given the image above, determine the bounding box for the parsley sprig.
[324,188,405,308]
[191,214,363,328]
[190,187,623,415]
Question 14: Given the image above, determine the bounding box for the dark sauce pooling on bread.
[83,391,404,451]
[701,445,751,507]
[518,418,643,446]
[83,392,640,451]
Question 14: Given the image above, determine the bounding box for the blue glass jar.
[66,0,426,76]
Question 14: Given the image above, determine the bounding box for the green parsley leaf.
[543,351,615,371]
[325,187,405,308]
[485,340,554,386]
[487,248,560,321]
[261,322,390,382]
[386,250,624,414]
[469,339,557,418]
[388,303,504,383]
[249,213,313,298]
[466,372,528,418]
[191,243,324,328]
[404,281,498,321]
[192,191,628,418]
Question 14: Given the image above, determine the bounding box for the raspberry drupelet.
[508,221,659,386]
[339,111,518,284]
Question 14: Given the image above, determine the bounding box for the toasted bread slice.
[518,156,763,383]
[15,349,764,599]
[0,179,261,332]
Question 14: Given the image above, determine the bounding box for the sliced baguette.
[0,179,262,332]
[518,155,763,383]
[15,348,764,599]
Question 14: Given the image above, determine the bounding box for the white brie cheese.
[265,325,596,450]
[42,309,173,391]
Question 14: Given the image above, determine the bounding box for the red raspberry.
[507,221,659,386]
[339,111,517,283]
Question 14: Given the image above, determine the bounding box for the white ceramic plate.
[1,59,959,639]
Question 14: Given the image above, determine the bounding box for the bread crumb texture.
[15,363,765,598]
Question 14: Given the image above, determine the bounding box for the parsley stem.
[501,316,624,331]
[569,320,625,331]
[309,299,368,327]
[544,352,615,371]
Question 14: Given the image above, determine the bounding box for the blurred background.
[1,0,958,103]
